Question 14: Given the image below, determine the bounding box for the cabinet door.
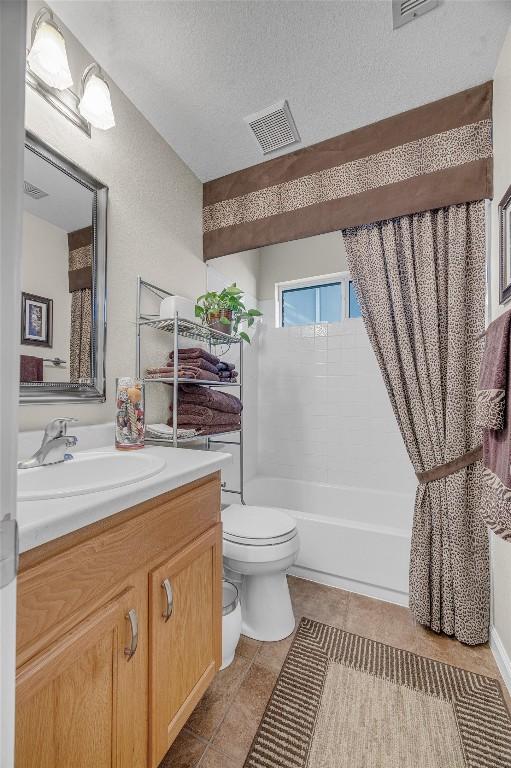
[15,578,147,768]
[149,524,222,767]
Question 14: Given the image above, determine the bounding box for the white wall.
[20,2,205,430]
[206,263,259,489]
[208,249,260,298]
[1,2,27,764]
[490,25,511,673]
[20,212,71,382]
[258,231,348,300]
[206,251,262,492]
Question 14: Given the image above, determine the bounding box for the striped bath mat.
[244,618,511,768]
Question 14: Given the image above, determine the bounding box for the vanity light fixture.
[79,64,115,130]
[27,8,73,91]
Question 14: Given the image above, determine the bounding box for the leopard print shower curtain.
[68,236,92,383]
[342,201,489,644]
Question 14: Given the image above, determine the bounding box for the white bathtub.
[243,475,414,606]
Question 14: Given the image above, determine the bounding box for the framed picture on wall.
[21,292,53,347]
[499,184,511,304]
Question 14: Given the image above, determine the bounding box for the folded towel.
[192,425,241,436]
[218,370,238,380]
[147,423,199,439]
[20,354,43,382]
[179,384,242,414]
[146,366,220,382]
[168,403,241,427]
[477,308,511,539]
[217,361,235,372]
[165,356,219,375]
[146,367,176,375]
[170,347,220,366]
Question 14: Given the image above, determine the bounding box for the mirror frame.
[20,132,108,404]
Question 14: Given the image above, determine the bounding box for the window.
[348,279,362,318]
[277,272,362,327]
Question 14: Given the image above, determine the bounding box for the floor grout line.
[165,578,504,768]
[193,642,265,767]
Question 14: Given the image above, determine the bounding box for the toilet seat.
[221,504,300,641]
[222,504,297,547]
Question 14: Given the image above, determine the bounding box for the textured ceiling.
[51,0,511,182]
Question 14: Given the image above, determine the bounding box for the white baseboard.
[490,625,511,694]
[289,565,409,607]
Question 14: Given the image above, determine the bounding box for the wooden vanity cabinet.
[149,526,222,766]
[15,473,222,768]
[16,574,148,768]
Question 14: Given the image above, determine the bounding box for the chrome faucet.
[17,418,79,470]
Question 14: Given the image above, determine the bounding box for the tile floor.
[159,576,508,768]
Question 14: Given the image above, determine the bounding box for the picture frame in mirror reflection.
[21,292,53,347]
[499,183,511,305]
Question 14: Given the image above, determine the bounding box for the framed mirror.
[20,132,107,403]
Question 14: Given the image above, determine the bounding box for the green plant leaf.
[239,331,251,344]
[247,308,263,316]
[247,316,254,327]
[195,305,204,317]
[219,316,231,325]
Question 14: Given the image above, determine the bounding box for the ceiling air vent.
[24,180,48,200]
[244,100,300,155]
[392,0,439,29]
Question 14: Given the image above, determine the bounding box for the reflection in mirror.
[20,133,107,404]
[21,146,93,384]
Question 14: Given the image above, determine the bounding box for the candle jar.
[115,377,145,450]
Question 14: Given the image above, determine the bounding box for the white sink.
[17,450,166,501]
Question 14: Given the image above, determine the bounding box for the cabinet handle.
[124,608,138,660]
[161,578,173,622]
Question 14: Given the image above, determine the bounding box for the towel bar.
[43,357,67,367]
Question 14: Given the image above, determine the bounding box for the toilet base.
[240,572,295,642]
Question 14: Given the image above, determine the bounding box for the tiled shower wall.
[256,299,416,493]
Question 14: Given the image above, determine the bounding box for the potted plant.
[195,284,262,342]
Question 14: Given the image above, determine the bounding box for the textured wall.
[20,2,205,430]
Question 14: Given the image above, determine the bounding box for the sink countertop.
[17,445,232,553]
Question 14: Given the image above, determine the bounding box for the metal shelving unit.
[136,276,245,503]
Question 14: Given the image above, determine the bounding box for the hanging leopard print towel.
[478,308,511,540]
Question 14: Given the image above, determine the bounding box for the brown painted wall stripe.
[204,81,492,206]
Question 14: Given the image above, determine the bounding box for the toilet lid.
[222,504,297,546]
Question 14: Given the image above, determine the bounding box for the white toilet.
[222,504,300,642]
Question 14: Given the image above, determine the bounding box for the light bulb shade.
[27,20,73,90]
[79,73,115,130]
